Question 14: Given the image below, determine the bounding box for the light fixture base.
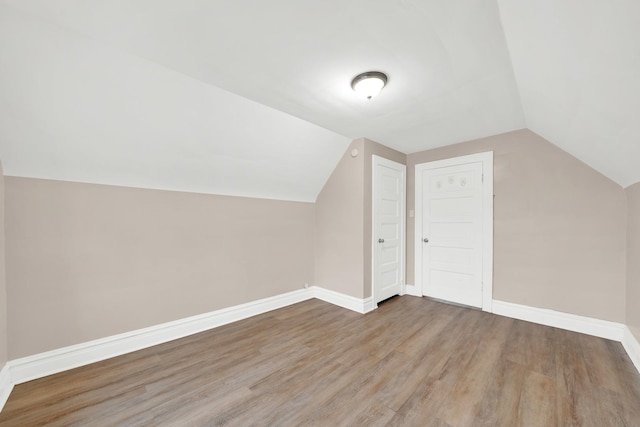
[351,71,388,100]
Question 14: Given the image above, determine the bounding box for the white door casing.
[372,156,406,304]
[414,152,493,311]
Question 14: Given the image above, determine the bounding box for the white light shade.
[351,71,388,100]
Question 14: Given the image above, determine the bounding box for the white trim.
[404,284,422,297]
[491,300,640,376]
[311,286,375,314]
[414,151,494,312]
[1,286,374,404]
[0,364,12,411]
[492,300,624,341]
[5,289,636,414]
[8,288,314,385]
[372,155,406,304]
[622,327,640,374]
[481,154,494,312]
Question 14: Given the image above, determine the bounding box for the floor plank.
[1,296,639,426]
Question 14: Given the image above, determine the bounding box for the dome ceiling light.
[351,71,388,100]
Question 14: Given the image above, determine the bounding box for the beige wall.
[3,131,635,361]
[0,163,6,367]
[5,177,315,358]
[314,139,365,298]
[626,182,640,342]
[314,139,406,299]
[407,129,626,322]
[363,140,407,298]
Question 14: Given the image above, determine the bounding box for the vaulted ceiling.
[0,0,638,201]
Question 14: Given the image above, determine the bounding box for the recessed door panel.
[381,246,398,264]
[381,198,398,216]
[381,223,399,240]
[429,197,476,218]
[430,222,473,246]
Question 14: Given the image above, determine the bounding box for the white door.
[373,156,406,304]
[415,152,493,310]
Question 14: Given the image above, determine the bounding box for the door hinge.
[482,173,484,182]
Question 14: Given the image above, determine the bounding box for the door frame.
[372,155,406,305]
[414,151,494,312]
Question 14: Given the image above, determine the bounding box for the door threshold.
[423,296,481,311]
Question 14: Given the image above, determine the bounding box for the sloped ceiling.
[498,0,640,188]
[0,3,351,202]
[0,1,638,202]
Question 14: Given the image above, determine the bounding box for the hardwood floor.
[1,296,639,426]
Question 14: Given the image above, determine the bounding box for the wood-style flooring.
[1,296,639,426]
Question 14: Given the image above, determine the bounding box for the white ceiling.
[0,0,638,201]
[498,0,640,188]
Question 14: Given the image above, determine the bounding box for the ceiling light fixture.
[351,71,388,100]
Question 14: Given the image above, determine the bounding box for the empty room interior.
[0,0,639,425]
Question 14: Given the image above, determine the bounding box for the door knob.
[378,238,384,243]
[423,238,429,243]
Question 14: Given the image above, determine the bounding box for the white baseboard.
[2,285,373,411]
[6,291,635,413]
[311,286,375,314]
[622,327,640,374]
[491,300,640,376]
[8,288,314,386]
[492,300,625,341]
[404,284,421,297]
[0,364,12,411]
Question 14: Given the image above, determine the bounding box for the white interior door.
[373,156,406,304]
[415,152,493,310]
